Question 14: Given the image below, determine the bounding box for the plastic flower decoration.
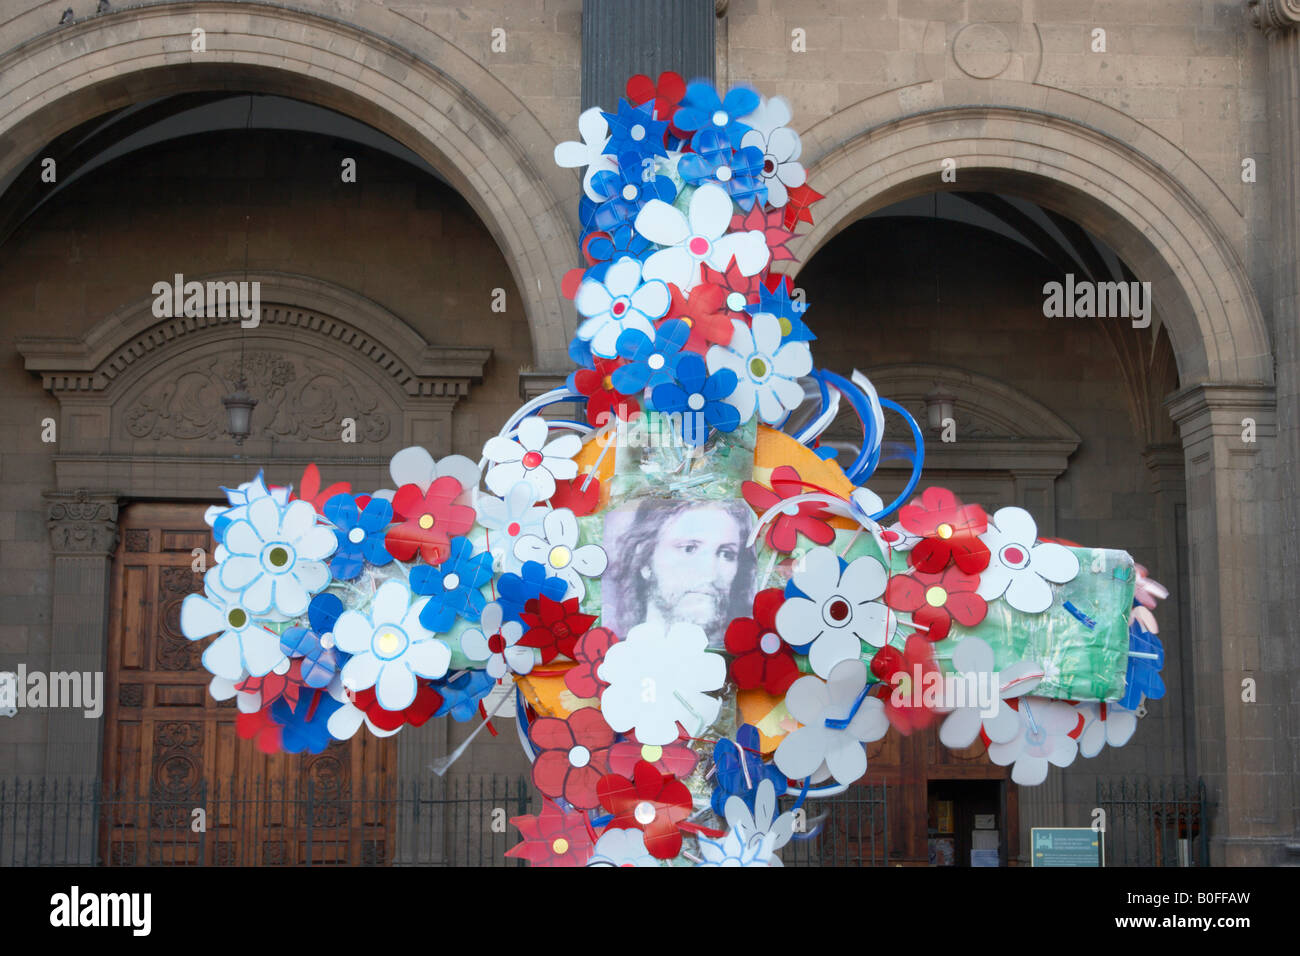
[673,80,760,149]
[600,100,669,159]
[698,779,795,867]
[587,828,661,867]
[596,760,694,860]
[180,569,288,680]
[512,508,608,600]
[333,580,451,711]
[899,486,991,575]
[461,601,533,680]
[664,281,736,353]
[564,626,619,699]
[496,560,569,624]
[725,588,799,695]
[409,536,493,631]
[608,728,698,779]
[474,482,549,572]
[386,476,475,566]
[529,707,616,810]
[323,493,393,580]
[613,318,690,393]
[776,547,894,677]
[742,464,836,553]
[977,507,1081,614]
[483,416,582,501]
[678,128,768,210]
[506,797,597,867]
[518,594,597,665]
[707,313,811,424]
[986,697,1083,786]
[574,256,671,358]
[650,352,740,448]
[937,637,1045,751]
[774,659,890,786]
[278,591,344,688]
[572,356,641,426]
[217,496,335,617]
[636,183,770,292]
[711,723,787,816]
[1076,702,1139,758]
[884,563,987,641]
[554,106,618,201]
[871,635,943,734]
[739,116,806,208]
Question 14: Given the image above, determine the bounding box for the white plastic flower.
[706,313,811,424]
[475,482,549,571]
[976,507,1080,614]
[698,779,795,867]
[325,680,401,741]
[775,546,893,677]
[634,183,770,292]
[332,580,451,711]
[738,94,795,141]
[876,521,920,552]
[216,496,335,618]
[587,828,661,867]
[205,471,289,530]
[938,637,1045,750]
[482,416,581,501]
[512,508,608,599]
[574,256,670,357]
[1076,702,1138,758]
[554,106,619,201]
[385,447,480,498]
[739,124,805,208]
[597,620,725,745]
[987,696,1082,785]
[180,568,288,680]
[774,659,889,785]
[460,602,533,680]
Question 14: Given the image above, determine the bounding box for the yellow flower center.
[552,837,569,855]
[640,744,663,763]
[418,514,435,530]
[925,586,948,607]
[936,523,953,539]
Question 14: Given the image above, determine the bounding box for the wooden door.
[102,502,394,865]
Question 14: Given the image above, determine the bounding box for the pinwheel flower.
[574,256,671,358]
[600,99,668,159]
[986,697,1083,786]
[706,313,812,424]
[609,728,698,779]
[272,689,343,756]
[1120,616,1165,710]
[572,355,641,426]
[699,779,795,867]
[461,601,533,680]
[977,507,1080,614]
[586,222,655,265]
[587,828,661,867]
[664,281,737,354]
[586,152,677,232]
[529,707,616,810]
[236,659,308,711]
[474,481,549,572]
[217,496,336,618]
[899,487,991,575]
[739,120,806,208]
[278,591,344,688]
[870,635,942,735]
[333,580,451,711]
[734,207,799,268]
[205,470,290,543]
[613,318,690,393]
[384,448,481,500]
[626,71,688,138]
[741,464,836,553]
[773,659,890,786]
[325,681,402,742]
[636,184,770,293]
[710,723,787,816]
[290,462,352,516]
[937,637,1046,751]
[512,508,608,600]
[553,105,618,201]
[564,626,619,699]
[505,797,597,867]
[776,547,894,678]
[432,670,497,722]
[385,476,476,566]
[650,352,740,448]
[180,569,288,680]
[518,595,597,664]
[884,564,987,642]
[409,536,493,631]
[1075,701,1140,759]
[724,588,799,695]
[677,128,767,210]
[673,80,760,148]
[323,493,393,580]
[747,273,814,340]
[347,681,443,732]
[483,416,582,501]
[596,760,694,860]
[598,620,726,744]
[496,560,569,624]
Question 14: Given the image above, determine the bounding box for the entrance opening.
[927,779,1005,867]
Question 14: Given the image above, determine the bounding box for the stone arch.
[789,99,1272,388]
[18,271,490,499]
[0,1,576,366]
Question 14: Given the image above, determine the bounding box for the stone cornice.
[45,489,120,557]
[1248,0,1300,35]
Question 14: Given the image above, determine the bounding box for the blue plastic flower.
[746,278,816,343]
[677,129,767,211]
[323,493,394,580]
[410,536,493,632]
[673,81,760,149]
[280,592,345,688]
[496,560,569,624]
[585,151,678,230]
[586,222,654,264]
[271,689,343,754]
[432,669,497,722]
[650,352,740,447]
[600,99,668,159]
[1120,611,1165,710]
[711,724,787,816]
[569,332,598,370]
[613,318,690,393]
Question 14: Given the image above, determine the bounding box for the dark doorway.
[926,779,1005,867]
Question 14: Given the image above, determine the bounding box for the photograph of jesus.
[602,498,758,649]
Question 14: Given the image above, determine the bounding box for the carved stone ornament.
[46,489,120,556]
[1249,0,1300,34]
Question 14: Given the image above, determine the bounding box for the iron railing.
[1096,777,1210,866]
[779,783,891,866]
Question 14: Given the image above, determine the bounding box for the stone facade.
[0,0,1294,864]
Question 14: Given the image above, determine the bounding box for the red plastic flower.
[626,71,688,139]
[870,635,941,734]
[664,281,736,354]
[235,706,283,755]
[725,588,799,694]
[608,728,698,778]
[385,475,475,565]
[236,659,307,710]
[573,357,640,427]
[550,473,602,516]
[782,183,824,230]
[529,707,615,809]
[884,564,987,641]
[519,595,598,664]
[349,681,443,731]
[505,796,597,867]
[597,760,694,860]
[700,257,767,309]
[731,205,797,263]
[565,626,619,699]
[898,486,990,574]
[742,465,836,553]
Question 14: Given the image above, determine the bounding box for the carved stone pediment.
[46,489,120,556]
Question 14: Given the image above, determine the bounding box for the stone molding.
[1248,0,1300,35]
[45,489,121,557]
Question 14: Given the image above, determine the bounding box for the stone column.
[1167,383,1286,865]
[42,490,119,785]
